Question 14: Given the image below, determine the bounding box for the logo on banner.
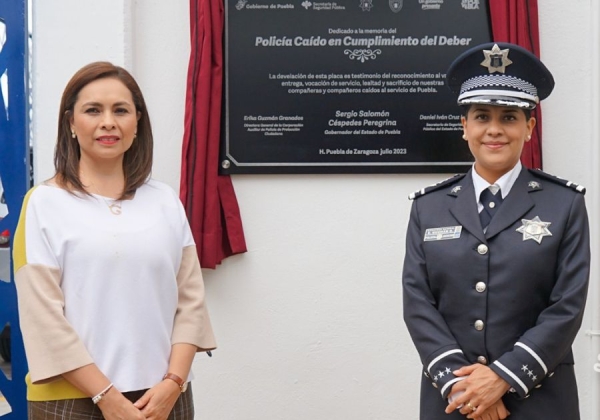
[461,0,480,9]
[359,0,373,11]
[307,2,346,11]
[235,0,248,10]
[420,0,443,10]
[389,0,403,12]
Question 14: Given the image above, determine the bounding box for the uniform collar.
[471,161,522,203]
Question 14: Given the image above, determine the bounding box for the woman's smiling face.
[462,104,536,183]
[70,77,140,166]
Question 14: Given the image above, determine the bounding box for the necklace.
[89,181,123,215]
[107,201,122,216]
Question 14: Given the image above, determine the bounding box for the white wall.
[539,3,598,420]
[31,1,599,419]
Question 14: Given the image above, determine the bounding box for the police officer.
[402,42,590,419]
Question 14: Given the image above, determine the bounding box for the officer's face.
[461,105,536,183]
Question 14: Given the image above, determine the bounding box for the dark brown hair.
[54,61,153,199]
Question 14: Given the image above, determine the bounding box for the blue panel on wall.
[0,0,30,418]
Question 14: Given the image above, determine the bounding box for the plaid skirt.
[28,384,194,420]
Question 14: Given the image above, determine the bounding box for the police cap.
[446,42,554,110]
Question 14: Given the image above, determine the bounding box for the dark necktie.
[479,187,503,229]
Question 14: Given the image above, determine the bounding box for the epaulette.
[408,174,466,200]
[528,168,586,194]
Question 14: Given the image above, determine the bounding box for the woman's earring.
[527,135,532,140]
[133,133,137,139]
[462,134,467,140]
[71,130,76,139]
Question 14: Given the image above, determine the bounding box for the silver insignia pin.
[528,181,540,189]
[481,44,513,74]
[516,216,552,244]
[451,186,462,194]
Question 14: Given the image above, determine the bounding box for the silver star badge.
[528,181,541,190]
[451,186,462,194]
[516,216,552,244]
[481,44,513,73]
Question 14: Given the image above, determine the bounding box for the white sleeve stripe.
[441,376,466,397]
[428,349,463,373]
[515,342,548,374]
[493,361,528,394]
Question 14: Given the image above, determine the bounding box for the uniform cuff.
[425,348,470,399]
[490,341,548,398]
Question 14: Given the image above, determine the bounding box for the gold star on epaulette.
[480,44,513,74]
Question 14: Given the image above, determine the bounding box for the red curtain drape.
[488,0,542,169]
[180,0,247,268]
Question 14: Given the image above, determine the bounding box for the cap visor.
[457,95,537,110]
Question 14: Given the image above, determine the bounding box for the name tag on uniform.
[424,226,462,241]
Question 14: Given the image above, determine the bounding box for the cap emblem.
[481,44,513,74]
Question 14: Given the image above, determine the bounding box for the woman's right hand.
[445,364,510,416]
[96,386,146,420]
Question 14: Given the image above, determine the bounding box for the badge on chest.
[516,216,552,244]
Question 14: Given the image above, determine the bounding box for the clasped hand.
[98,380,181,420]
[445,364,511,420]
[133,379,182,420]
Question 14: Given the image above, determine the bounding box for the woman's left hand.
[133,379,181,420]
[469,398,510,420]
[445,364,510,417]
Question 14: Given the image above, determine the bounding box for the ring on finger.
[466,402,477,412]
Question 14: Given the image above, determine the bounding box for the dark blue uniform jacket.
[402,167,590,419]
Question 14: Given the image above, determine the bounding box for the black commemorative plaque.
[220,0,491,174]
